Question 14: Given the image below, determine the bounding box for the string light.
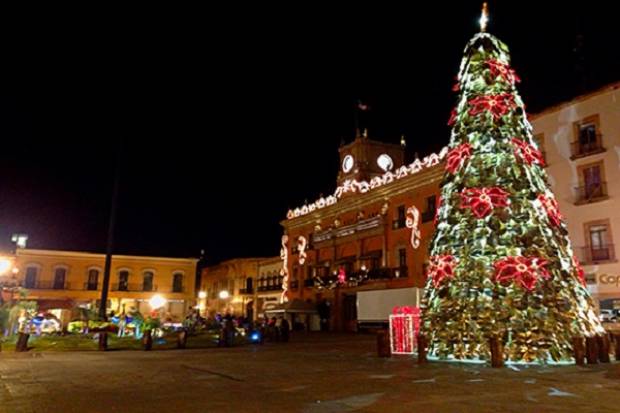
[280,235,289,303]
[406,206,421,249]
[287,147,448,220]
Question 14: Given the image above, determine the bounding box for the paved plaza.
[1,333,620,412]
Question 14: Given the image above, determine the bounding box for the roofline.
[529,81,620,120]
[15,249,199,264]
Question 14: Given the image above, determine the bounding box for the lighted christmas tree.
[421,6,604,363]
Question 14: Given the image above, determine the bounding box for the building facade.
[256,256,284,318]
[201,258,268,319]
[11,249,197,323]
[282,134,445,331]
[530,81,620,310]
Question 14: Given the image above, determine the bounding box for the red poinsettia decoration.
[468,93,515,120]
[494,256,550,291]
[428,255,456,287]
[448,108,458,126]
[446,143,472,174]
[511,138,545,167]
[460,187,510,218]
[486,59,521,84]
[572,255,586,286]
[537,193,563,226]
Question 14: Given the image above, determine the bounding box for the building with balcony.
[10,249,197,323]
[200,257,271,320]
[530,81,620,309]
[282,132,443,331]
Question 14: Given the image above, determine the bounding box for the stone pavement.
[1,333,620,412]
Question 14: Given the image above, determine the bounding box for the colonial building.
[9,249,197,323]
[256,256,285,317]
[201,257,269,319]
[282,133,446,331]
[530,81,620,310]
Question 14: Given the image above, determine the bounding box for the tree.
[421,29,604,363]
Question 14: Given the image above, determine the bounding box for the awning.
[264,299,317,314]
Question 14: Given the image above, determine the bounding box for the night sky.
[1,2,618,264]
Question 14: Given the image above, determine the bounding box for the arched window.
[87,269,99,290]
[24,266,39,289]
[53,267,67,289]
[172,273,183,293]
[118,270,129,291]
[143,271,154,292]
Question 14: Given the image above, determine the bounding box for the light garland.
[286,147,448,219]
[280,235,289,303]
[405,206,421,249]
[297,236,307,265]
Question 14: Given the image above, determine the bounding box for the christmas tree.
[421,8,604,363]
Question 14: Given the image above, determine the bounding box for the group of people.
[259,316,290,343]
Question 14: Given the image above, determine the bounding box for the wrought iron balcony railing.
[574,182,608,204]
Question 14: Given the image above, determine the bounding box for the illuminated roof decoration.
[286,146,448,219]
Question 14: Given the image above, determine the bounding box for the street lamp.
[198,290,207,299]
[218,290,229,300]
[149,294,167,310]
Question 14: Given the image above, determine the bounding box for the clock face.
[342,155,354,173]
[377,154,394,171]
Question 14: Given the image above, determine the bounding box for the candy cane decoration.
[280,235,289,303]
[406,206,421,249]
[298,235,307,266]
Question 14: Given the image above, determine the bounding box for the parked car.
[599,309,618,323]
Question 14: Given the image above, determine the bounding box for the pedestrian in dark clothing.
[280,317,290,342]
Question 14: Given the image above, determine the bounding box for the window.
[589,225,611,261]
[398,248,407,268]
[584,220,615,263]
[393,205,406,229]
[25,267,38,289]
[143,271,154,291]
[422,195,437,222]
[571,114,603,159]
[533,133,546,164]
[87,269,99,290]
[172,273,183,293]
[576,162,607,203]
[118,270,129,291]
[245,277,253,292]
[53,268,67,289]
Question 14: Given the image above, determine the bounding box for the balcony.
[312,216,384,244]
[239,287,254,295]
[257,284,283,292]
[574,182,608,205]
[570,139,605,160]
[111,283,159,292]
[576,244,616,264]
[366,266,408,280]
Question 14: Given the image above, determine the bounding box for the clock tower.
[337,129,406,187]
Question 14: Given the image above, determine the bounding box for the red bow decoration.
[487,59,521,84]
[448,108,458,126]
[572,255,586,286]
[512,138,545,167]
[537,193,563,227]
[428,255,456,287]
[460,187,510,218]
[446,143,472,174]
[494,256,550,291]
[468,93,515,120]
